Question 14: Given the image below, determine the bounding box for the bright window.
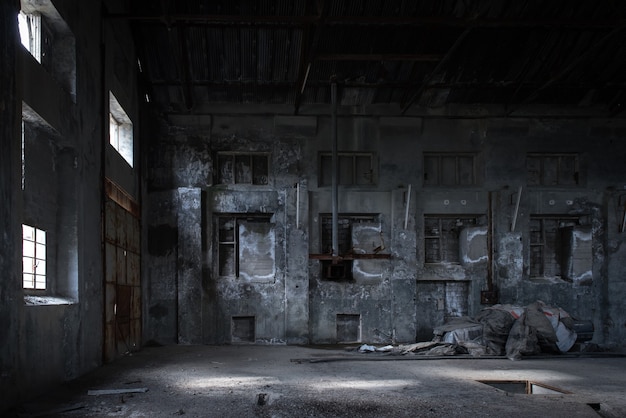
[18,11,41,62]
[109,92,134,167]
[23,224,46,290]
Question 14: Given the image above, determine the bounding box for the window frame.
[215,214,274,279]
[529,215,580,279]
[423,152,477,186]
[108,92,134,168]
[318,152,376,187]
[215,152,270,185]
[424,215,480,264]
[526,153,580,187]
[22,224,47,291]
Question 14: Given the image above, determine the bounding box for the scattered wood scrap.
[87,387,148,396]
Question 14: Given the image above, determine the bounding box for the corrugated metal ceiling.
[116,0,626,117]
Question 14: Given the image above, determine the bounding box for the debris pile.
[358,301,589,360]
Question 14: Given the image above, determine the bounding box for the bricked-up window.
[529,216,579,278]
[424,153,476,186]
[424,216,478,263]
[527,154,579,186]
[217,215,274,280]
[319,152,375,187]
[216,153,269,185]
[23,224,46,290]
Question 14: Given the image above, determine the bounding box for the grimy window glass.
[423,153,476,186]
[526,154,579,186]
[217,153,269,185]
[319,152,375,187]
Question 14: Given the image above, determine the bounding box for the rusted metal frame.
[294,0,328,115]
[401,27,472,114]
[309,253,392,260]
[508,25,626,115]
[109,13,625,29]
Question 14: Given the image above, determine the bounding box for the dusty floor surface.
[8,345,626,417]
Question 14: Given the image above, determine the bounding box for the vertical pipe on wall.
[330,77,339,257]
[404,184,412,229]
[296,182,300,229]
[331,78,339,257]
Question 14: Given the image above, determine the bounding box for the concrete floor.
[9,345,626,417]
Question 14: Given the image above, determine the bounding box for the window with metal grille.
[23,224,46,290]
[529,216,579,278]
[423,153,476,186]
[319,152,375,187]
[216,152,269,185]
[527,154,579,186]
[216,215,274,279]
[424,216,478,263]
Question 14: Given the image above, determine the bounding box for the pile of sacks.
[475,301,578,360]
[367,301,581,360]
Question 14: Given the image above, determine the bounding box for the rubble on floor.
[357,301,594,360]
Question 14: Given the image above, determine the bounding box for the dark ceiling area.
[115,0,626,117]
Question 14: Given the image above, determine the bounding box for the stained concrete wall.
[146,112,626,349]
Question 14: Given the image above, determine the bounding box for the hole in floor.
[478,380,571,395]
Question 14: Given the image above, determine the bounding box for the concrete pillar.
[177,187,203,344]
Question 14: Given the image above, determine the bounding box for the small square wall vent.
[232,316,255,343]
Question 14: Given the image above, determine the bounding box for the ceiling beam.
[108,13,626,29]
[315,53,442,61]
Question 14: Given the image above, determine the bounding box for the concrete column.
[285,182,310,344]
[177,187,203,344]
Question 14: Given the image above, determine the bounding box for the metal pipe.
[404,184,411,229]
[331,78,338,256]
